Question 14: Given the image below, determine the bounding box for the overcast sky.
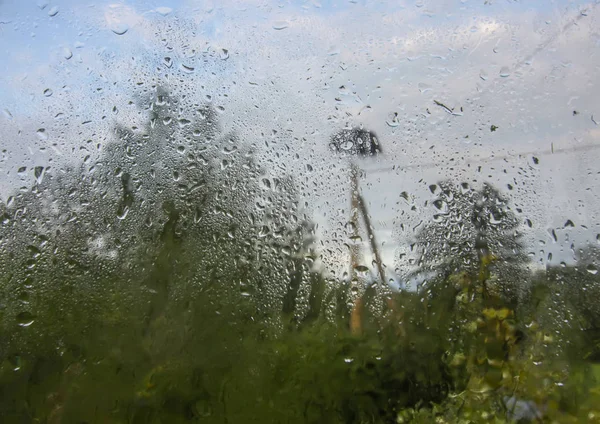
[1,0,599,282]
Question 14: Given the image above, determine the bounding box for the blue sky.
[1,0,599,280]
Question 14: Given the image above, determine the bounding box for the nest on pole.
[329,128,381,157]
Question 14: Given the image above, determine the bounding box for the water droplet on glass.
[37,0,48,10]
[178,118,191,128]
[587,264,598,275]
[220,48,229,60]
[63,47,73,59]
[479,69,488,81]
[34,166,45,184]
[36,128,48,141]
[43,88,53,97]
[345,221,356,235]
[386,112,400,127]
[340,140,354,150]
[155,6,172,16]
[163,56,173,68]
[499,66,510,77]
[117,206,129,220]
[217,146,236,159]
[110,23,129,35]
[272,21,289,30]
[418,82,431,93]
[181,64,195,73]
[258,226,270,238]
[47,6,59,16]
[354,265,369,276]
[16,311,35,327]
[433,199,448,213]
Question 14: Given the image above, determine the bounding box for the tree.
[0,85,325,422]
[404,180,528,302]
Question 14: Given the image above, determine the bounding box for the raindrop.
[272,21,289,30]
[222,145,238,154]
[37,0,48,9]
[43,88,53,97]
[386,112,400,127]
[34,166,45,184]
[155,6,172,16]
[163,56,173,68]
[340,140,354,150]
[110,23,129,35]
[354,265,370,276]
[36,128,48,141]
[261,178,272,190]
[16,311,35,327]
[178,118,191,128]
[63,47,73,59]
[418,82,431,93]
[220,48,229,60]
[47,6,59,16]
[479,69,488,81]
[587,264,598,275]
[433,199,448,213]
[181,64,195,73]
[499,66,510,77]
[345,221,356,234]
[117,207,129,220]
[258,226,270,237]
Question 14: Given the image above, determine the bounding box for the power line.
[362,141,600,175]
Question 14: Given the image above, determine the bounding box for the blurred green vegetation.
[1,89,600,423]
[2,241,600,423]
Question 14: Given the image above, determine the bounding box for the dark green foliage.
[1,88,600,422]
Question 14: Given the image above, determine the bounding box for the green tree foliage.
[0,87,328,422]
[3,102,600,423]
[408,181,528,302]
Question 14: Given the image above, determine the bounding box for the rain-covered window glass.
[1,0,600,422]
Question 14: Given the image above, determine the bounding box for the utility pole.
[330,128,388,334]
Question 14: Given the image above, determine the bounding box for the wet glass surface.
[1,1,600,422]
